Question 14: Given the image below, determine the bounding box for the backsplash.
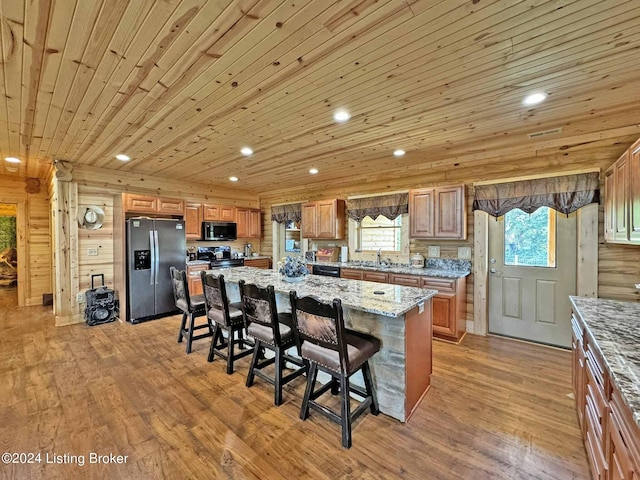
[425,258,471,272]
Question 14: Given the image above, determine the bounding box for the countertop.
[187,256,270,267]
[307,261,470,279]
[207,266,437,318]
[570,296,640,427]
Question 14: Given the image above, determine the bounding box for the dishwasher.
[312,264,341,277]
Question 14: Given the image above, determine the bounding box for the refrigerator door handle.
[149,230,155,285]
[154,230,160,284]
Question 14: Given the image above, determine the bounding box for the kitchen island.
[207,266,437,422]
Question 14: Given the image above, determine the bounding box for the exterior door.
[488,207,576,348]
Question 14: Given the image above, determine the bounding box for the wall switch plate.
[427,246,440,258]
[458,247,472,260]
[88,248,98,256]
[76,293,84,302]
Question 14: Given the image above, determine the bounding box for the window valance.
[346,193,409,222]
[472,172,600,217]
[271,203,302,224]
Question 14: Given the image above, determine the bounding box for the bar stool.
[201,272,253,374]
[239,280,307,405]
[170,266,211,354]
[289,292,380,449]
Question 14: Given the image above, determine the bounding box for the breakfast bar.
[208,266,437,422]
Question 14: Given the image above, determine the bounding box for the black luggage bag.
[84,274,118,326]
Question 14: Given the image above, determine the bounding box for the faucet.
[377,249,381,265]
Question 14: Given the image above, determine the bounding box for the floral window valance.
[271,203,302,224]
[472,172,600,217]
[346,192,409,222]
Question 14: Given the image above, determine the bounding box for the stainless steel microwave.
[202,222,237,241]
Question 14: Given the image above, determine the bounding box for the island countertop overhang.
[206,266,437,318]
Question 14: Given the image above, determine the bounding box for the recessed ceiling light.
[229,176,239,182]
[5,157,20,163]
[240,147,253,156]
[393,149,406,157]
[333,110,351,122]
[309,168,319,174]
[115,154,130,161]
[522,93,547,106]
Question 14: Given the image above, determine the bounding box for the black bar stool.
[289,292,380,449]
[239,280,307,405]
[201,272,253,374]
[170,266,211,354]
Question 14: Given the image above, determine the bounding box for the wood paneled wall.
[259,144,640,332]
[0,175,51,306]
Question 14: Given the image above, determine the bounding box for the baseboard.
[55,313,84,326]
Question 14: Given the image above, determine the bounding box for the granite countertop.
[570,296,640,427]
[308,258,470,279]
[186,260,210,266]
[244,255,271,260]
[207,266,437,318]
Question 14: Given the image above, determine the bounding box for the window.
[504,207,556,267]
[358,215,402,252]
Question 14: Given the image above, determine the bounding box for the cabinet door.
[604,167,616,242]
[236,208,250,237]
[188,275,203,296]
[435,185,466,239]
[608,411,636,480]
[362,271,388,283]
[245,258,270,269]
[341,268,363,280]
[249,209,261,237]
[158,197,185,215]
[220,205,236,222]
[124,194,158,213]
[630,141,640,242]
[615,152,629,242]
[317,200,337,238]
[301,203,318,238]
[203,205,220,220]
[185,204,203,240]
[410,188,435,238]
[431,292,456,337]
[389,273,421,287]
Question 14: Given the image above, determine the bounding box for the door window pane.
[504,207,556,267]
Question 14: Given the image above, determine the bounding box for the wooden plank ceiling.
[1,0,640,194]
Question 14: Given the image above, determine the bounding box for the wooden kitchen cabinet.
[185,203,203,240]
[244,258,270,269]
[421,276,466,343]
[389,273,421,287]
[301,199,345,239]
[236,207,262,238]
[409,185,466,240]
[572,315,587,432]
[124,193,185,215]
[341,268,363,280]
[607,389,640,480]
[604,137,640,244]
[203,204,236,222]
[630,139,640,242]
[362,271,388,283]
[187,264,209,296]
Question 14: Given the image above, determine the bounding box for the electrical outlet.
[76,292,85,303]
[427,246,440,258]
[458,247,472,260]
[88,248,98,256]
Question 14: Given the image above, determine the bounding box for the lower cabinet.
[572,309,640,480]
[187,264,208,296]
[244,258,270,269]
[341,268,467,342]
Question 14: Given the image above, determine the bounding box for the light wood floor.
[0,287,590,479]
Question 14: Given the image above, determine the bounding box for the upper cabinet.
[124,193,184,215]
[302,199,345,239]
[185,203,203,240]
[410,185,466,240]
[605,139,640,244]
[203,204,236,222]
[236,207,262,238]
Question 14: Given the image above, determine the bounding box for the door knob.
[490,268,501,275]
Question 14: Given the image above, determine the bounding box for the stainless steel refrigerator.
[126,218,186,323]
